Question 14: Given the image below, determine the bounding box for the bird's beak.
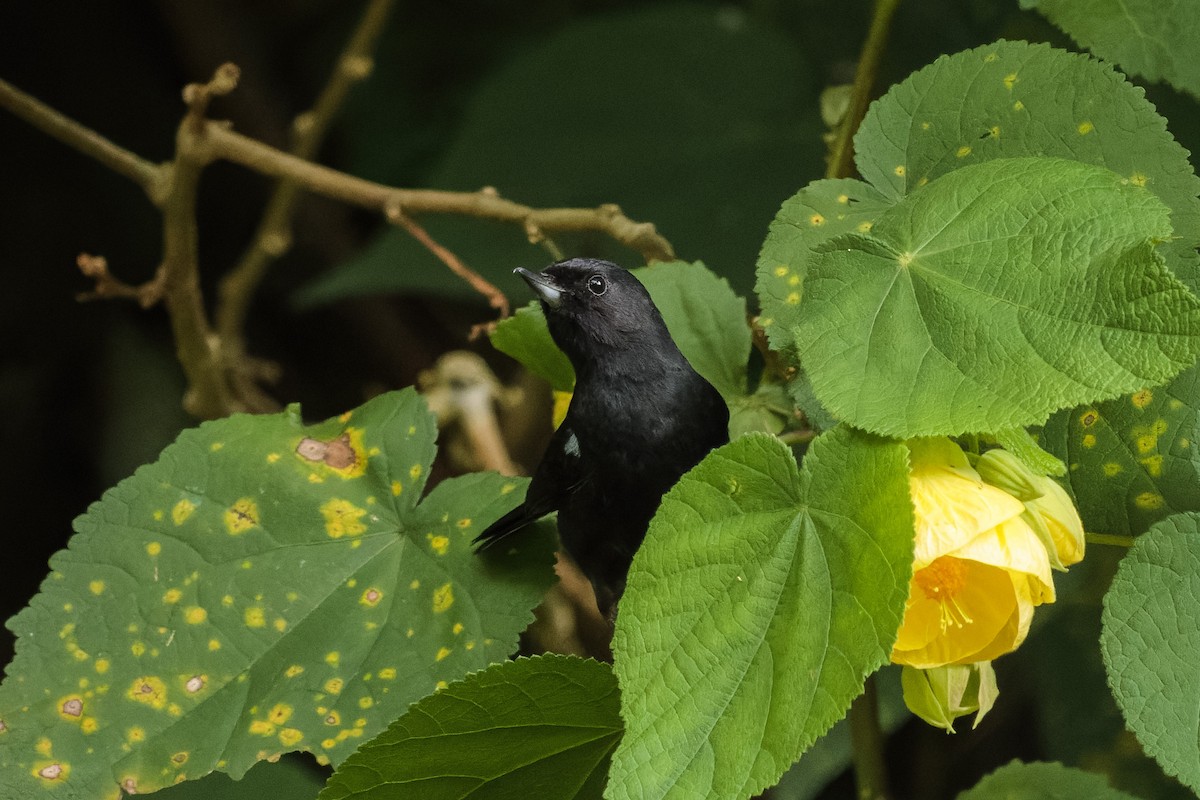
[514,267,563,309]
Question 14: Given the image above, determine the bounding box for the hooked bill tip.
[515,267,563,309]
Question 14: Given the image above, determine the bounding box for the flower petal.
[892,559,1016,668]
[909,471,1026,567]
[1027,475,1086,567]
[950,515,1055,595]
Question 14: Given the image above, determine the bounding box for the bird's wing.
[471,424,586,551]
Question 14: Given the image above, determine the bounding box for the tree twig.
[825,0,902,180]
[0,77,166,203]
[389,207,510,319]
[0,55,675,418]
[216,0,397,349]
[75,254,166,308]
[197,121,674,261]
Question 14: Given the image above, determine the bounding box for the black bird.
[473,258,730,620]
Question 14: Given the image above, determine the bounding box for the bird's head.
[514,258,671,362]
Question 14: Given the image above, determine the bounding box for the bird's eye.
[586,275,607,296]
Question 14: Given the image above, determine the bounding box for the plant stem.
[200,120,675,261]
[0,77,165,202]
[849,673,891,800]
[825,0,903,180]
[216,0,396,348]
[1086,533,1136,548]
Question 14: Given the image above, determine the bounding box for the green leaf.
[320,655,620,800]
[0,389,556,799]
[490,301,576,393]
[755,179,892,352]
[608,428,914,800]
[1040,363,1200,536]
[759,42,1200,369]
[140,756,323,800]
[795,156,1199,438]
[727,384,790,438]
[297,4,822,306]
[1023,0,1200,100]
[854,40,1200,293]
[1101,512,1200,794]
[635,261,750,399]
[992,428,1066,478]
[956,760,1141,799]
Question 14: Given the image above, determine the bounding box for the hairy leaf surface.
[0,390,555,798]
[796,157,1198,437]
[608,429,913,799]
[1101,513,1200,793]
[321,655,620,800]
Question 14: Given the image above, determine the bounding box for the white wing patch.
[563,430,581,458]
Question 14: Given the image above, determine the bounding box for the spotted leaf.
[796,156,1199,437]
[755,179,891,352]
[0,389,555,799]
[1041,364,1200,536]
[758,42,1200,439]
[854,40,1200,293]
[320,654,621,800]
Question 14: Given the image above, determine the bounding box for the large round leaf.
[795,157,1199,437]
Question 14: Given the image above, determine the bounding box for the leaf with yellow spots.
[1042,363,1200,536]
[1101,512,1200,793]
[320,655,621,800]
[0,388,555,799]
[853,40,1200,294]
[755,178,892,353]
[796,157,1200,437]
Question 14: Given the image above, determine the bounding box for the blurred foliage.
[4,0,1200,798]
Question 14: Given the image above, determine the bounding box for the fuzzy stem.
[825,0,903,180]
[849,673,892,800]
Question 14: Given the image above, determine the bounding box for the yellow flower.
[892,438,1062,669]
[1026,473,1085,568]
[551,390,572,430]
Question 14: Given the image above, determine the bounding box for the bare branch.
[389,206,510,319]
[75,253,166,308]
[216,0,397,348]
[200,122,675,262]
[0,78,166,202]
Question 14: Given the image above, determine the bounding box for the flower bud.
[975,448,1042,502]
[900,661,998,733]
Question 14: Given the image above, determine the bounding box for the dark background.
[1,1,1196,797]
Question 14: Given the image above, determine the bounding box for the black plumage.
[473,258,730,620]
